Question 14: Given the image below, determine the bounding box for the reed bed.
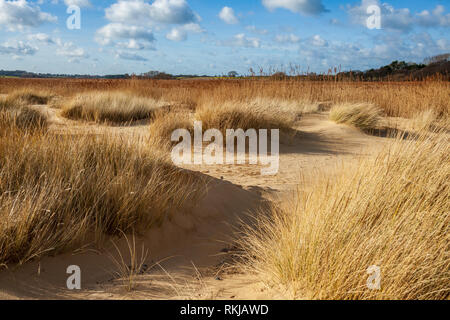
[1,78,448,118]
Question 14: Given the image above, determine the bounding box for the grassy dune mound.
[61,92,165,123]
[330,103,382,130]
[7,90,53,105]
[0,126,205,265]
[242,127,449,300]
[149,110,193,149]
[196,100,296,134]
[1,90,53,110]
[0,106,48,132]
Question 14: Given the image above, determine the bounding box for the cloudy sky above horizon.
[0,0,449,75]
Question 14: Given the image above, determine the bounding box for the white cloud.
[416,5,450,28]
[166,27,186,41]
[116,39,153,50]
[219,6,238,24]
[105,0,198,25]
[293,31,449,72]
[275,33,300,44]
[0,0,57,31]
[56,41,89,62]
[0,40,37,55]
[246,25,268,35]
[115,50,148,61]
[348,1,450,31]
[27,33,54,44]
[165,22,203,41]
[98,0,202,49]
[63,0,91,7]
[311,34,327,47]
[221,34,261,48]
[96,23,155,48]
[262,0,327,15]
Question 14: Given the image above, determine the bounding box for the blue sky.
[0,0,448,75]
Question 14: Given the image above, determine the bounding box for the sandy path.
[0,107,389,300]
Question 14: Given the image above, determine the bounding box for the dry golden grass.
[0,105,48,132]
[108,232,149,292]
[1,78,448,118]
[410,109,439,132]
[0,89,54,111]
[240,126,449,300]
[248,97,323,116]
[330,103,383,130]
[61,92,165,123]
[149,110,193,149]
[6,89,53,105]
[196,100,296,134]
[0,124,205,265]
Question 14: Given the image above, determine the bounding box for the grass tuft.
[0,106,48,132]
[149,110,193,149]
[330,103,382,130]
[196,100,295,134]
[61,92,165,123]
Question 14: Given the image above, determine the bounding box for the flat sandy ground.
[0,103,399,300]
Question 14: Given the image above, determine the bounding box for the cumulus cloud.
[48,0,92,7]
[311,34,327,47]
[0,40,37,55]
[294,31,450,72]
[219,6,238,24]
[275,33,300,44]
[115,51,148,61]
[246,25,268,35]
[348,1,450,31]
[27,33,54,44]
[416,5,450,28]
[166,27,186,41]
[262,0,327,16]
[98,0,202,49]
[105,0,198,25]
[0,0,57,31]
[63,0,92,7]
[96,23,155,47]
[116,39,154,50]
[165,22,203,41]
[221,34,260,48]
[56,40,89,62]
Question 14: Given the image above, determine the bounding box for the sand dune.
[0,104,394,300]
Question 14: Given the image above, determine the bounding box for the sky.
[0,0,449,75]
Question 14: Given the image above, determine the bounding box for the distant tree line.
[1,54,448,81]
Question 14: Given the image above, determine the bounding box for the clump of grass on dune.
[8,89,53,105]
[0,106,48,132]
[61,92,165,123]
[0,126,205,265]
[330,103,382,130]
[149,110,193,149]
[0,89,53,110]
[196,100,295,134]
[410,109,439,132]
[241,126,449,300]
[249,97,324,116]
